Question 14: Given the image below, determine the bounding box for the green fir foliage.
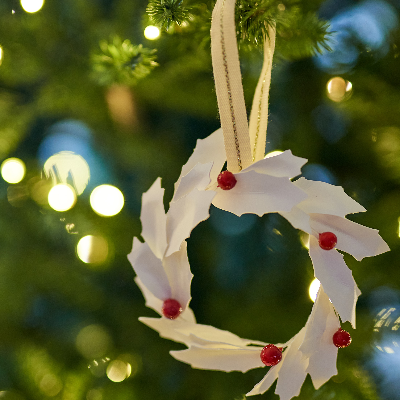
[236,0,331,58]
[147,0,193,30]
[91,36,158,86]
[145,0,331,59]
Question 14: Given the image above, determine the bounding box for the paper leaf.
[309,236,359,327]
[171,346,264,372]
[310,213,390,261]
[280,207,312,235]
[172,162,213,202]
[247,328,308,397]
[244,150,307,178]
[299,287,339,389]
[140,178,168,259]
[175,323,266,347]
[294,178,366,217]
[246,365,280,397]
[300,287,339,357]
[212,172,307,216]
[307,334,338,389]
[162,241,193,309]
[134,276,163,315]
[139,312,196,344]
[166,189,216,256]
[177,128,226,189]
[128,238,171,301]
[274,329,308,400]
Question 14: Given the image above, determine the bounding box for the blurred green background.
[1,0,400,399]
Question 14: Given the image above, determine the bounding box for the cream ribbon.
[249,26,276,162]
[211,0,276,171]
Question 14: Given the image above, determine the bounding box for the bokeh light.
[1,158,26,184]
[48,184,76,211]
[77,235,109,264]
[86,388,103,400]
[106,360,131,382]
[327,77,353,102]
[0,46,3,66]
[75,324,111,359]
[43,151,90,195]
[39,373,63,397]
[20,0,45,13]
[144,25,160,40]
[309,278,321,302]
[90,185,124,217]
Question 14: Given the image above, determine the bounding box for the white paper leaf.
[134,277,163,315]
[294,178,366,217]
[243,150,307,178]
[310,213,390,261]
[309,236,359,327]
[162,241,193,309]
[246,365,280,397]
[299,287,339,357]
[213,172,307,216]
[177,128,226,188]
[166,189,216,256]
[247,328,308,397]
[172,162,213,202]
[279,207,312,235]
[274,329,308,400]
[307,343,338,389]
[171,346,264,372]
[128,238,171,301]
[140,178,168,259]
[299,287,339,389]
[139,313,197,344]
[175,323,266,347]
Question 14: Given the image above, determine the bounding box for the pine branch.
[147,0,193,30]
[236,0,332,59]
[91,36,158,87]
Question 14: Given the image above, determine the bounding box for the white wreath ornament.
[127,0,390,398]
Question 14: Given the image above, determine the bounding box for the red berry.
[162,299,182,320]
[260,344,283,366]
[217,171,237,190]
[333,328,352,348]
[318,232,337,250]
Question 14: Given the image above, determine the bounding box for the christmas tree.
[0,0,399,399]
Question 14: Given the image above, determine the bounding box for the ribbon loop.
[249,26,276,162]
[211,0,252,173]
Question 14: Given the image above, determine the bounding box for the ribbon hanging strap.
[249,25,276,162]
[211,0,252,173]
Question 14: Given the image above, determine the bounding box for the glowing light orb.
[48,184,76,211]
[20,0,45,13]
[144,25,160,40]
[1,158,26,184]
[77,235,109,264]
[309,278,321,302]
[0,46,3,66]
[90,185,124,217]
[43,151,90,195]
[106,360,132,382]
[76,324,111,359]
[326,77,352,102]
